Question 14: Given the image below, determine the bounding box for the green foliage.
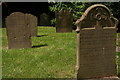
[49,2,120,28]
[49,2,91,26]
[116,33,120,46]
[50,18,56,26]
[89,2,120,20]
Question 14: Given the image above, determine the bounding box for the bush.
[49,2,120,31]
[49,2,91,26]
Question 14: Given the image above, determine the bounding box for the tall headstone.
[55,9,73,32]
[6,12,32,49]
[26,14,38,37]
[76,4,119,80]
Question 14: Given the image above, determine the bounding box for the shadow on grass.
[37,35,48,37]
[32,44,48,48]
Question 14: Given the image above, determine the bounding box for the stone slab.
[55,9,73,32]
[76,4,119,79]
[6,12,32,49]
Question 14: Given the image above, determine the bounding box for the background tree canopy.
[49,2,120,31]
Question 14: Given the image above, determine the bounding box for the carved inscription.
[76,4,118,79]
[78,27,116,78]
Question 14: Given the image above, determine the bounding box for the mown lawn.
[117,33,120,46]
[116,33,120,77]
[2,27,120,78]
[2,27,76,78]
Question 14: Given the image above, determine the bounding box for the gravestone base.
[56,27,72,33]
[78,77,120,80]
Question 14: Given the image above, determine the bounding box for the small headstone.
[76,4,119,80]
[55,9,73,32]
[6,12,32,49]
[39,13,50,26]
[25,14,38,37]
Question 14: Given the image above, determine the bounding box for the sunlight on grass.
[2,27,76,78]
[2,27,120,78]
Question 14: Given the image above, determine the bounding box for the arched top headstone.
[7,12,24,17]
[5,12,32,49]
[6,12,25,22]
[76,4,118,32]
[6,12,26,26]
[76,4,119,79]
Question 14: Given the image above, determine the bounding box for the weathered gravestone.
[25,14,38,37]
[76,4,119,80]
[39,13,50,26]
[6,12,32,49]
[55,9,73,32]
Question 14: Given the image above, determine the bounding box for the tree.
[49,2,120,31]
[49,2,91,26]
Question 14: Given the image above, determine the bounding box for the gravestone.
[6,12,32,49]
[76,4,119,80]
[39,13,50,26]
[25,14,38,37]
[55,9,73,32]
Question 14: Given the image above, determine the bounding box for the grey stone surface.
[6,12,32,49]
[76,4,119,79]
[55,9,73,32]
[26,14,38,37]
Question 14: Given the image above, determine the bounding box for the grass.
[116,33,120,77]
[117,33,120,46]
[2,27,76,78]
[2,27,120,78]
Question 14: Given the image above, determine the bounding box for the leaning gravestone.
[76,4,119,80]
[55,9,73,32]
[6,12,32,49]
[25,14,38,37]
